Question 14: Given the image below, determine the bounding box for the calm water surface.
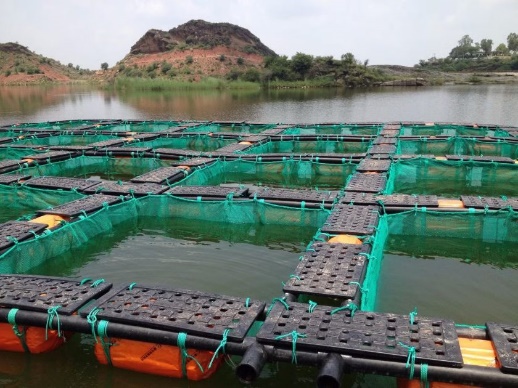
[0,84,517,387]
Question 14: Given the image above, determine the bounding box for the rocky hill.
[111,20,277,82]
[0,42,91,85]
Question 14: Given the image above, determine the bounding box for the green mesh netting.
[131,135,235,152]
[175,159,356,190]
[182,123,274,134]
[97,121,181,132]
[14,134,118,147]
[400,125,511,137]
[12,156,170,181]
[0,195,329,274]
[0,147,40,161]
[397,137,518,158]
[246,139,370,154]
[283,125,381,136]
[386,158,518,197]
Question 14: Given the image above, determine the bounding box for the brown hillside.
[110,20,277,82]
[0,42,91,85]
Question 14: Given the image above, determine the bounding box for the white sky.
[1,0,516,70]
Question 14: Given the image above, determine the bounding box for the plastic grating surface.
[373,137,397,145]
[0,159,26,172]
[83,284,265,341]
[0,221,48,251]
[0,137,13,144]
[0,174,30,185]
[445,155,515,164]
[368,145,396,154]
[309,153,367,161]
[133,133,160,141]
[90,139,126,148]
[153,148,203,158]
[213,143,252,153]
[37,194,122,218]
[460,195,518,210]
[22,151,74,162]
[166,185,249,198]
[250,188,339,204]
[283,242,371,299]
[377,194,439,208]
[0,274,112,315]
[101,147,151,154]
[346,173,387,193]
[83,181,168,196]
[257,302,462,367]
[486,322,518,374]
[130,167,187,184]
[48,145,94,151]
[356,159,391,172]
[241,135,268,143]
[24,176,100,191]
[321,205,379,235]
[380,129,400,137]
[259,128,291,136]
[340,192,379,205]
[392,154,435,160]
[170,157,217,167]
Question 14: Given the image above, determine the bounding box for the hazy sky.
[1,0,516,70]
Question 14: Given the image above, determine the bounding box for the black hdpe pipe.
[317,353,345,388]
[235,342,268,382]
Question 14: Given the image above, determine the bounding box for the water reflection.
[1,84,518,126]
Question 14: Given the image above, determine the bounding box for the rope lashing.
[208,328,231,369]
[349,281,368,296]
[399,342,416,379]
[420,363,429,388]
[177,332,204,377]
[308,300,318,313]
[266,297,290,315]
[409,307,418,325]
[91,278,105,287]
[128,282,137,290]
[244,298,250,308]
[45,305,62,340]
[80,277,92,285]
[86,307,103,342]
[97,320,112,365]
[8,308,30,353]
[274,331,307,364]
[330,302,358,317]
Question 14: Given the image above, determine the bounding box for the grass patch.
[113,76,261,91]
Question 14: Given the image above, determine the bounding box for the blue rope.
[350,281,368,296]
[421,363,429,388]
[330,302,358,317]
[177,332,204,377]
[80,278,92,285]
[97,320,112,365]
[8,308,30,353]
[45,305,62,340]
[308,300,317,313]
[244,298,250,308]
[86,307,103,342]
[399,342,416,379]
[266,297,290,315]
[274,331,307,364]
[208,328,231,369]
[91,278,105,287]
[409,307,418,325]
[128,282,137,290]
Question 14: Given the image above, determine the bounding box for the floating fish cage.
[0,119,517,387]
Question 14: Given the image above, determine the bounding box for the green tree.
[449,35,478,58]
[508,33,518,52]
[495,43,509,56]
[480,39,493,56]
[101,62,109,70]
[291,52,313,79]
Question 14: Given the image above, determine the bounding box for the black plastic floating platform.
[380,129,400,137]
[0,174,30,185]
[257,302,463,367]
[166,185,249,199]
[0,137,13,144]
[37,194,122,218]
[94,147,151,156]
[153,148,203,159]
[23,176,100,191]
[90,139,126,148]
[250,188,339,206]
[212,143,252,153]
[0,159,28,173]
[241,135,268,144]
[377,194,439,208]
[346,173,387,193]
[356,159,392,172]
[0,221,48,251]
[340,192,379,205]
[130,167,187,185]
[460,195,518,210]
[83,181,168,196]
[132,133,160,141]
[373,137,397,145]
[82,284,265,342]
[259,127,291,136]
[487,322,518,374]
[283,242,371,299]
[368,145,396,155]
[321,205,379,235]
[48,145,95,152]
[445,155,515,164]
[170,157,217,167]
[0,274,112,315]
[22,150,74,162]
[392,154,435,160]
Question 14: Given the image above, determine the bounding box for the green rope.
[307,300,317,313]
[350,281,368,296]
[330,302,358,317]
[208,329,231,369]
[420,363,429,388]
[45,305,62,340]
[409,307,418,325]
[86,307,103,342]
[8,308,30,353]
[399,342,416,379]
[97,320,112,365]
[244,298,250,308]
[177,332,204,377]
[274,331,307,364]
[128,282,137,290]
[80,278,92,285]
[266,297,290,315]
[91,278,105,287]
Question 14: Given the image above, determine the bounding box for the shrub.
[237,57,244,65]
[186,56,193,64]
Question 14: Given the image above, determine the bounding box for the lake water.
[0,84,517,388]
